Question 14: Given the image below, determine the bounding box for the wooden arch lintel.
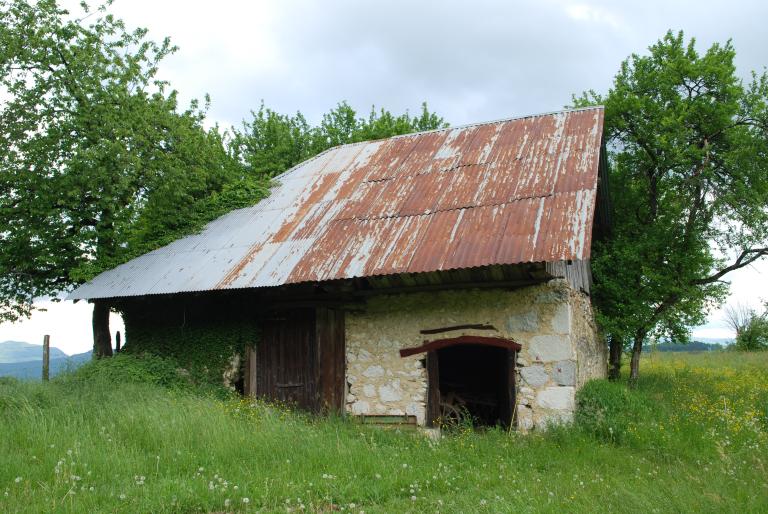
[399,335,522,358]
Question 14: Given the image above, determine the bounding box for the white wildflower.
[242,497,250,504]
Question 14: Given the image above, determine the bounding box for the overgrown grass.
[1,352,766,513]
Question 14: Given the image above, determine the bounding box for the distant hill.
[0,340,67,363]
[0,340,91,380]
[0,351,92,380]
[642,340,728,353]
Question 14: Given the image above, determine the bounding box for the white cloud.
[564,3,623,29]
[690,326,734,340]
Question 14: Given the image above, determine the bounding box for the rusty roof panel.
[406,209,464,274]
[68,107,605,300]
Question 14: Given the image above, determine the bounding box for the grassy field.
[1,352,767,513]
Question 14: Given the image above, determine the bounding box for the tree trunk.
[92,301,113,358]
[628,329,646,384]
[608,337,622,381]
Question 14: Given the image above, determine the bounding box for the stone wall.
[571,289,608,388]
[344,279,607,429]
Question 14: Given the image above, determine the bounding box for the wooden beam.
[420,324,497,335]
[353,278,546,298]
[399,335,522,358]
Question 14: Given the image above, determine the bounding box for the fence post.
[42,335,50,381]
[115,331,121,353]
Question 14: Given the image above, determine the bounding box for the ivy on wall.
[114,291,260,385]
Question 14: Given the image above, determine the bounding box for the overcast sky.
[2,0,767,354]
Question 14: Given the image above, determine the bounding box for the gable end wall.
[344,280,607,429]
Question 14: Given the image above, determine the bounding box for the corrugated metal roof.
[69,107,604,300]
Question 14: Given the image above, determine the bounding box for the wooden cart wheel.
[439,400,464,427]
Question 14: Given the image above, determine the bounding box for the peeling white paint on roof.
[68,107,605,300]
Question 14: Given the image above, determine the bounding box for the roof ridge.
[272,105,605,180]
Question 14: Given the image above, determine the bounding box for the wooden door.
[257,309,318,411]
[316,307,346,413]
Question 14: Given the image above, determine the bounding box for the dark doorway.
[430,344,516,428]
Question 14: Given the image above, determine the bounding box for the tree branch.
[692,248,768,285]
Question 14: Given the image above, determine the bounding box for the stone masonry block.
[378,383,403,402]
[362,365,385,378]
[506,311,539,332]
[551,303,571,334]
[536,386,575,411]
[552,360,576,386]
[520,365,549,387]
[529,335,573,362]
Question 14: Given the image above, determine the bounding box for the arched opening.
[400,336,519,429]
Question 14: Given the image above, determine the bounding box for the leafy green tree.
[574,31,768,380]
[735,315,768,351]
[354,102,448,142]
[235,101,447,179]
[232,103,315,178]
[725,302,768,351]
[0,1,446,357]
[0,1,265,355]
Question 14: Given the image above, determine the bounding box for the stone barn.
[69,107,609,430]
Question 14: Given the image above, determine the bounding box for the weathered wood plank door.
[257,309,318,411]
[316,307,346,413]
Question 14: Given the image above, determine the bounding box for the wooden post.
[244,346,257,397]
[42,335,50,381]
[115,331,121,353]
[426,351,440,427]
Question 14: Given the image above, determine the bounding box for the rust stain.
[215,242,265,289]
[71,107,606,299]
